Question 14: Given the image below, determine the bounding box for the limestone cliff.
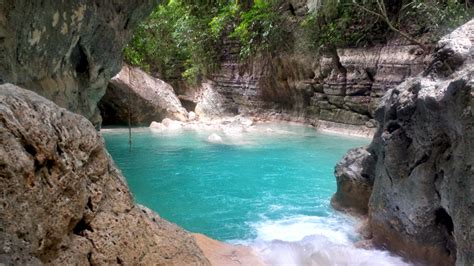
[188,2,426,129]
[0,1,210,264]
[0,84,210,265]
[333,20,473,265]
[99,64,188,126]
[195,42,424,125]
[0,0,158,126]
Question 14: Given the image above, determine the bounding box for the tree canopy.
[124,0,472,84]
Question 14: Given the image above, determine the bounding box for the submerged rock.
[333,19,474,265]
[0,1,158,126]
[0,84,210,265]
[207,133,224,144]
[99,64,188,126]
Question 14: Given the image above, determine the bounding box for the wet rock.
[0,1,158,126]
[0,84,210,265]
[99,64,188,126]
[331,147,375,215]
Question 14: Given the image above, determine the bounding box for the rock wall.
[194,41,425,127]
[0,0,158,126]
[0,84,210,265]
[0,1,211,264]
[99,64,188,126]
[333,20,473,265]
[191,1,426,128]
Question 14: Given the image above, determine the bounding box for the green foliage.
[301,0,386,50]
[125,0,472,84]
[401,0,473,40]
[124,3,187,78]
[124,0,221,84]
[230,0,285,58]
[125,0,287,83]
[301,0,472,50]
[209,2,240,39]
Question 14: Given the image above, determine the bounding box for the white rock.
[188,111,197,121]
[207,133,223,144]
[149,121,166,131]
[183,123,199,131]
[238,117,254,127]
[162,118,183,130]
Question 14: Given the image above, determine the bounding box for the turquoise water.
[103,123,409,265]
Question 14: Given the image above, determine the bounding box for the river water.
[103,123,409,265]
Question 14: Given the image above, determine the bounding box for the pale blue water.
[102,123,409,265]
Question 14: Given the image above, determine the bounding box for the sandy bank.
[193,234,265,266]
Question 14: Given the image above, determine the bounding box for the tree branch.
[352,0,427,52]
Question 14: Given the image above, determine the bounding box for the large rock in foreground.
[331,147,374,215]
[0,84,209,265]
[99,64,188,126]
[0,1,159,126]
[333,20,474,265]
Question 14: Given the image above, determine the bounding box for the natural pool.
[103,123,408,265]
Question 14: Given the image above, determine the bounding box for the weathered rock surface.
[0,0,159,126]
[334,19,474,265]
[193,41,425,129]
[195,81,233,119]
[0,84,210,265]
[331,147,375,215]
[99,64,188,126]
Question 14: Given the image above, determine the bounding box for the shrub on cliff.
[124,0,285,84]
[124,0,223,84]
[124,0,471,84]
[301,0,472,50]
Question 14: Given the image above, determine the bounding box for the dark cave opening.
[435,207,454,236]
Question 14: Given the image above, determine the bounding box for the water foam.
[243,215,410,266]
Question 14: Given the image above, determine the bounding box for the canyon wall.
[0,1,210,264]
[0,0,158,127]
[333,20,473,265]
[190,3,426,131]
[0,84,209,264]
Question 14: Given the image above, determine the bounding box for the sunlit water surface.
[103,123,409,265]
